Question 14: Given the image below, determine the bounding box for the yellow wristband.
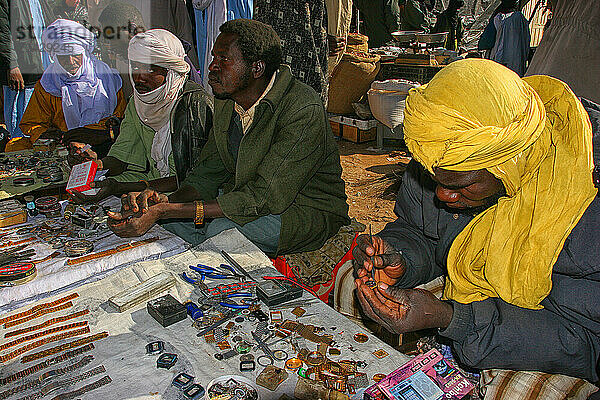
[194,201,204,226]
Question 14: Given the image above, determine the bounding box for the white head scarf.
[40,19,122,130]
[128,29,190,177]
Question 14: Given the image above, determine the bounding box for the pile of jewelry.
[35,197,61,218]
[0,151,66,187]
[206,377,258,400]
[63,240,94,258]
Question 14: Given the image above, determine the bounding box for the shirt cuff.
[438,301,473,341]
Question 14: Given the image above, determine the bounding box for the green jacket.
[109,80,213,183]
[183,66,350,255]
[0,0,53,86]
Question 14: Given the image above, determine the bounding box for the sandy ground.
[338,139,411,234]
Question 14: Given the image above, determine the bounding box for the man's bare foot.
[355,277,453,334]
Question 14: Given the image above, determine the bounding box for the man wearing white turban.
[8,19,126,155]
[70,28,212,204]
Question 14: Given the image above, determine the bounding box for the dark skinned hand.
[106,205,161,237]
[8,67,25,91]
[120,189,168,214]
[352,234,407,286]
[69,178,119,204]
[355,277,453,334]
[327,34,346,56]
[67,142,98,167]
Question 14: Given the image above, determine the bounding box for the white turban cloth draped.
[40,19,122,130]
[128,29,190,178]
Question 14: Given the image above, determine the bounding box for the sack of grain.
[346,33,369,53]
[328,51,381,115]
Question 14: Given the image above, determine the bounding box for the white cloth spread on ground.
[0,228,410,399]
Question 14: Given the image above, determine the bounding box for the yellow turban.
[403,59,595,309]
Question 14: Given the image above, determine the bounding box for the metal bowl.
[390,31,423,43]
[416,32,448,44]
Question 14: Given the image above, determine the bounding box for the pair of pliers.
[219,292,255,309]
[190,263,245,280]
[181,270,210,292]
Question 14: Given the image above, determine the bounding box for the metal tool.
[220,251,256,283]
[196,310,239,337]
[251,331,287,361]
[219,292,254,310]
[369,224,375,280]
[191,264,245,280]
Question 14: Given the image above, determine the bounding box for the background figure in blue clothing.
[0,0,52,141]
[188,0,253,89]
[478,0,530,76]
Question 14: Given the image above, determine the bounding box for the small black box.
[147,294,187,327]
[256,279,303,307]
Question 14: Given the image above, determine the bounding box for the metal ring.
[257,355,273,367]
[272,350,288,361]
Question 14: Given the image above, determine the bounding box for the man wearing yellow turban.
[353,59,600,380]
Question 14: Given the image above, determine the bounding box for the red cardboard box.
[66,161,98,194]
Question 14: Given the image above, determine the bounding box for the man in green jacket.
[108,18,350,257]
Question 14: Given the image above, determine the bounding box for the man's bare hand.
[354,278,453,334]
[69,179,119,204]
[121,189,168,214]
[67,142,99,167]
[8,67,24,91]
[352,234,407,286]
[107,205,161,237]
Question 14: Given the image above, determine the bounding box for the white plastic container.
[368,79,420,129]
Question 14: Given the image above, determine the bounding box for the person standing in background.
[254,0,329,105]
[353,0,401,48]
[0,0,52,140]
[526,0,599,105]
[353,0,433,49]
[431,0,464,51]
[479,0,530,77]
[325,0,351,75]
[89,0,199,69]
[54,0,89,26]
[188,0,253,91]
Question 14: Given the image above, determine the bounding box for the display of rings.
[272,350,288,361]
[42,172,64,183]
[12,177,35,187]
[63,240,94,258]
[36,166,62,181]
